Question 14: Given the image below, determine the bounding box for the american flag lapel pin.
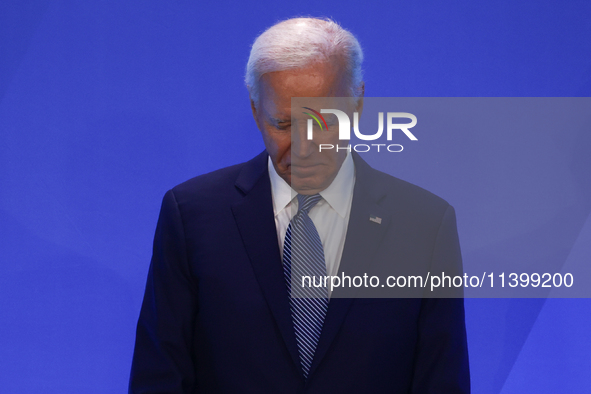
[369,215,382,224]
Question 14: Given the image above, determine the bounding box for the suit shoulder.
[370,167,452,213]
[166,151,267,207]
[172,161,243,197]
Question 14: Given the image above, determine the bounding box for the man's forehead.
[261,62,346,92]
[263,98,355,121]
[261,101,291,119]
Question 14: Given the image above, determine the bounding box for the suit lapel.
[231,151,392,380]
[307,152,392,379]
[230,151,302,374]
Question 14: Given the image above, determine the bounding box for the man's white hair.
[245,17,364,106]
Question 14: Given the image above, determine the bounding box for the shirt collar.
[267,151,355,218]
[268,156,293,217]
[318,151,355,218]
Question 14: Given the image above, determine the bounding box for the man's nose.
[291,119,315,158]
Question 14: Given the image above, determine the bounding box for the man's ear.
[355,82,365,117]
[250,96,261,131]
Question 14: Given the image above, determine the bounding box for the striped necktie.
[282,193,329,379]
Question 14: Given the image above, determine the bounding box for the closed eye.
[271,118,291,130]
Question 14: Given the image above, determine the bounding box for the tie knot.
[296,193,322,214]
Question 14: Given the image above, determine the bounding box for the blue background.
[1,1,590,392]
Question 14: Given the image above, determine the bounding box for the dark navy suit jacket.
[129,150,470,393]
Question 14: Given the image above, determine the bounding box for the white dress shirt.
[267,152,356,290]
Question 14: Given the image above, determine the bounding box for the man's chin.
[289,176,328,195]
[280,166,334,194]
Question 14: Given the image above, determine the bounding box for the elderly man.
[129,17,470,393]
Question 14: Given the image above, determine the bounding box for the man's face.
[251,61,357,195]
